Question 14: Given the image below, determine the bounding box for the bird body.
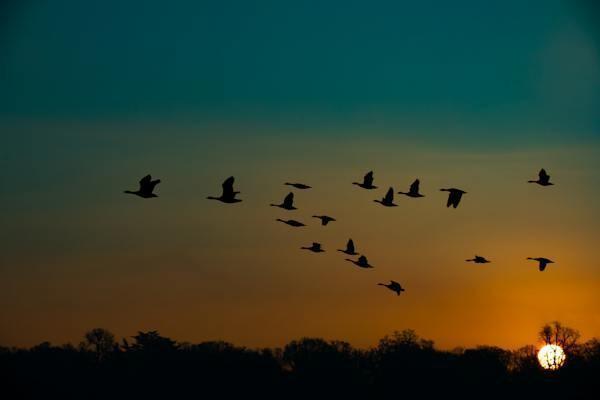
[285,182,311,189]
[207,176,242,203]
[353,171,377,189]
[374,187,397,207]
[527,257,554,271]
[301,242,325,253]
[312,215,336,226]
[346,255,373,269]
[378,281,405,295]
[271,192,297,210]
[276,219,305,227]
[338,239,358,255]
[528,169,553,186]
[398,179,424,198]
[440,188,466,208]
[466,255,491,264]
[124,174,161,198]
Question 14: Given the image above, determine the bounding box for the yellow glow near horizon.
[538,344,566,370]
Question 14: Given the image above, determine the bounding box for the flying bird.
[527,257,554,272]
[285,182,311,189]
[207,176,242,203]
[440,188,466,208]
[528,169,554,186]
[276,219,305,227]
[301,242,325,253]
[124,174,161,198]
[374,188,397,207]
[378,280,405,296]
[346,255,373,269]
[312,215,336,226]
[337,239,358,255]
[353,171,377,189]
[466,255,491,264]
[271,192,297,210]
[398,179,424,198]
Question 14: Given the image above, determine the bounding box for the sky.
[0,0,599,350]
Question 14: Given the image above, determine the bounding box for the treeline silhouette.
[2,325,598,399]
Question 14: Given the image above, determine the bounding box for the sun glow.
[537,344,566,370]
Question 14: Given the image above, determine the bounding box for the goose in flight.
[301,242,325,253]
[466,255,491,264]
[271,192,297,210]
[440,188,466,208]
[337,239,358,255]
[346,255,373,269]
[312,215,336,226]
[353,171,377,189]
[276,218,305,227]
[378,280,405,296]
[528,169,554,186]
[527,257,554,272]
[207,176,242,203]
[124,174,161,198]
[398,179,424,198]
[285,182,311,189]
[374,188,397,207]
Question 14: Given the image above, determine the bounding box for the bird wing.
[410,179,420,194]
[139,174,152,190]
[384,187,394,202]
[446,192,453,207]
[359,255,367,264]
[283,192,294,207]
[364,171,374,186]
[222,176,235,196]
[347,239,355,253]
[539,169,549,181]
[539,261,547,271]
[451,191,463,207]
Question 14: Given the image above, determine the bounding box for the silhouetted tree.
[80,328,115,361]
[539,321,580,352]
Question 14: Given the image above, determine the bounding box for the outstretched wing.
[539,260,547,271]
[364,171,374,186]
[359,255,367,264]
[384,187,394,202]
[139,175,160,191]
[450,191,463,208]
[283,192,294,208]
[222,176,235,196]
[539,169,550,184]
[347,239,355,253]
[409,179,420,195]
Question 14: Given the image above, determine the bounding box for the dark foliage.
[2,329,598,399]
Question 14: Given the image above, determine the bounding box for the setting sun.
[538,344,566,370]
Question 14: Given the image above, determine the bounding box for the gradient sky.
[1,0,599,349]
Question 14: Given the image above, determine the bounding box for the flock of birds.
[124,168,556,296]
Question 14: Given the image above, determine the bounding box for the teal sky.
[1,1,599,348]
[1,0,599,139]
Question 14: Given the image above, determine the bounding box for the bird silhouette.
[440,188,466,208]
[466,255,491,264]
[528,169,554,186]
[276,219,305,227]
[312,215,336,226]
[301,242,325,253]
[337,239,358,255]
[124,174,161,198]
[207,176,242,203]
[353,171,377,189]
[374,188,397,207]
[378,280,405,295]
[398,179,425,198]
[285,182,311,189]
[527,257,554,271]
[346,255,373,269]
[271,192,297,210]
